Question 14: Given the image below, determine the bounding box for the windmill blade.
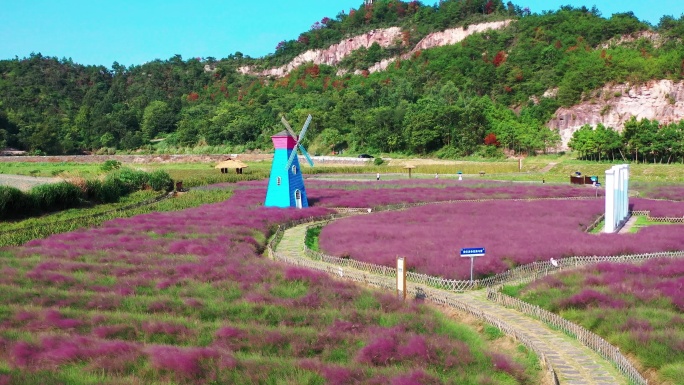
[298,143,314,167]
[298,115,313,142]
[280,116,298,139]
[285,147,298,170]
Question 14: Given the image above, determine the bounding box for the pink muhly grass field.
[516,257,684,379]
[319,199,684,280]
[304,179,601,208]
[631,197,684,217]
[0,184,535,383]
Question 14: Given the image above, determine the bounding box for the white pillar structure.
[604,164,630,233]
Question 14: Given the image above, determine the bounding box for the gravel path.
[0,174,63,191]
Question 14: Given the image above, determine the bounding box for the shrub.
[29,182,82,212]
[148,170,173,192]
[0,186,34,219]
[374,157,384,166]
[108,168,149,193]
[83,179,104,202]
[100,160,122,172]
[83,179,123,203]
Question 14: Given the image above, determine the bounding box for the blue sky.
[1,0,683,68]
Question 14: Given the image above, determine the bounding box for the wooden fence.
[632,210,684,223]
[302,219,684,292]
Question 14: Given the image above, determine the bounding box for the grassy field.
[2,153,684,184]
[628,215,679,233]
[0,185,544,384]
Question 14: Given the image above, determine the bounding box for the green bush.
[83,179,102,201]
[108,168,149,193]
[0,186,34,219]
[86,176,137,203]
[148,170,173,192]
[373,157,384,166]
[29,182,83,212]
[100,160,122,172]
[84,179,119,203]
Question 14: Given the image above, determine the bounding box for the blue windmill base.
[265,149,309,208]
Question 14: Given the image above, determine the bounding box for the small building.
[215,159,248,174]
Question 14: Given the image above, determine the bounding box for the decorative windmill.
[264,114,314,208]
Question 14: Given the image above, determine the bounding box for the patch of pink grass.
[319,199,684,280]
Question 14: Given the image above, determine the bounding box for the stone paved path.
[276,222,628,385]
[618,215,638,234]
[459,290,624,385]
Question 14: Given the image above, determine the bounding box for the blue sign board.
[460,247,485,257]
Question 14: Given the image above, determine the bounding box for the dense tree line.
[1,1,684,157]
[569,118,684,163]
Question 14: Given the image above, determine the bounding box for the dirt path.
[540,162,558,173]
[0,174,63,191]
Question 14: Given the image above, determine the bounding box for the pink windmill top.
[272,130,297,149]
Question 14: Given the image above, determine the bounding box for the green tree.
[402,97,444,154]
[141,101,175,142]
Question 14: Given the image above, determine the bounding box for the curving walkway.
[276,222,628,385]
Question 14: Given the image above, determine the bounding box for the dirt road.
[0,174,63,191]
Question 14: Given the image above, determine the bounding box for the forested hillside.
[1,0,684,158]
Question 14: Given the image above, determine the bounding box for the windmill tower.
[264,115,314,209]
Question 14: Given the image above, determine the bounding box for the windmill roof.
[215,160,248,169]
[272,130,292,137]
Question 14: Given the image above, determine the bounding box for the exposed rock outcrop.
[238,27,404,78]
[547,80,684,149]
[410,20,511,52]
[598,30,664,49]
[239,20,512,78]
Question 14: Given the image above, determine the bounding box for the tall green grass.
[0,169,174,221]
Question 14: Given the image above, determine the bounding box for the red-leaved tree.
[484,133,500,146]
[492,51,506,67]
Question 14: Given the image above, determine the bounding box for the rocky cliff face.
[239,20,511,78]
[547,80,684,150]
[355,20,511,76]
[411,20,511,52]
[238,27,404,78]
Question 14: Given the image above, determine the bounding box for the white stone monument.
[604,164,629,233]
